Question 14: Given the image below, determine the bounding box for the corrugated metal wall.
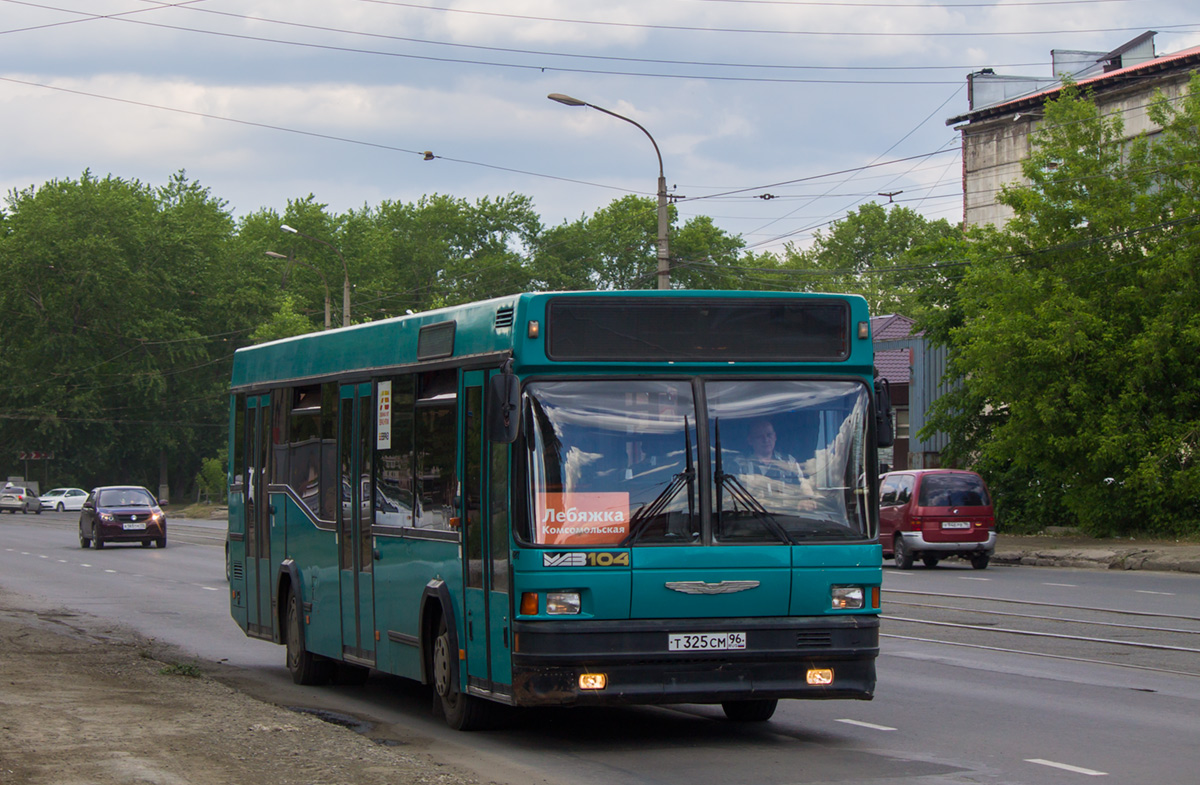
[875,337,954,455]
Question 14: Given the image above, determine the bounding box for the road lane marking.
[1136,590,1175,596]
[1044,583,1077,587]
[104,569,117,574]
[836,719,896,731]
[202,586,221,592]
[38,554,48,559]
[959,577,990,581]
[1026,759,1107,776]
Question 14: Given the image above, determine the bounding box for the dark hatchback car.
[879,469,995,569]
[79,486,167,549]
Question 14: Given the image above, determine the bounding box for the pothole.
[287,707,372,735]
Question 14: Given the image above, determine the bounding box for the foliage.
[0,171,233,496]
[923,77,1200,536]
[532,195,749,290]
[779,202,959,313]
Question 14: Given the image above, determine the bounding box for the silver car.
[0,486,42,514]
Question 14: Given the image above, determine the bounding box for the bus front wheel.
[432,617,494,730]
[285,589,332,686]
[722,699,778,722]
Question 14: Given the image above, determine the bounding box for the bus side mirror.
[487,370,521,444]
[874,375,894,448]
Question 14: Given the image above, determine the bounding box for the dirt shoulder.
[994,532,1200,572]
[0,589,480,785]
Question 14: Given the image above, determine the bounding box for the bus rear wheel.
[432,617,494,730]
[285,589,332,686]
[722,699,778,722]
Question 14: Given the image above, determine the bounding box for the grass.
[158,662,203,678]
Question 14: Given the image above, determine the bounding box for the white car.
[39,487,89,512]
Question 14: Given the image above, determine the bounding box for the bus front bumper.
[509,615,878,707]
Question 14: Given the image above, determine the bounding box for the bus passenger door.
[338,382,376,665]
[245,394,272,638]
[463,371,513,695]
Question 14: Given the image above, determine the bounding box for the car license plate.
[123,522,147,530]
[668,632,746,652]
[942,521,971,529]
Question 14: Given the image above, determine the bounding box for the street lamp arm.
[548,94,663,177]
[280,225,349,280]
[280,224,351,327]
[549,92,671,289]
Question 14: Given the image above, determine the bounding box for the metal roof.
[948,42,1200,125]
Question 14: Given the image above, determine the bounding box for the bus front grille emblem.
[664,580,760,595]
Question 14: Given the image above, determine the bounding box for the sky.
[2,0,1198,256]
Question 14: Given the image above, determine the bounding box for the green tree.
[0,171,235,498]
[780,203,959,313]
[924,77,1200,536]
[531,195,750,290]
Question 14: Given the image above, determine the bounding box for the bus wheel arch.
[420,582,495,730]
[280,564,332,686]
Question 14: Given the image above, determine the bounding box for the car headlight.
[98,512,115,523]
[831,586,865,610]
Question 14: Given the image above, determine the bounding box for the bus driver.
[735,419,818,511]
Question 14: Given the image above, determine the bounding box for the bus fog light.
[832,586,864,610]
[579,673,607,690]
[546,592,581,615]
[807,668,834,685]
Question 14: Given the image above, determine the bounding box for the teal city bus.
[228,290,892,729]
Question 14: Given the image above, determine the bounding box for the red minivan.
[879,469,995,569]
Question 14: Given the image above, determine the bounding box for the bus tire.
[285,589,332,686]
[722,699,778,722]
[893,536,913,569]
[432,617,493,730]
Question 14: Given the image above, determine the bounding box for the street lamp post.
[280,224,351,326]
[266,251,331,329]
[548,93,670,290]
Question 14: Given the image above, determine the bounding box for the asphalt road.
[4,511,1199,784]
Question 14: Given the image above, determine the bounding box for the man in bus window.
[736,419,817,511]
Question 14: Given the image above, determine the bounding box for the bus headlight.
[831,586,864,610]
[546,592,581,615]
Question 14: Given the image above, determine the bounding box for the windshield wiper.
[713,418,794,545]
[620,418,694,547]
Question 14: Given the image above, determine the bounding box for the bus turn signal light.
[520,592,539,615]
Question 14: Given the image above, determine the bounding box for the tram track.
[882,588,1200,677]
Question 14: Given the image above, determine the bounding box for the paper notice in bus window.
[536,493,631,546]
[376,381,392,450]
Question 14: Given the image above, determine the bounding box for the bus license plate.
[668,632,746,652]
[123,522,146,530]
[942,521,970,529]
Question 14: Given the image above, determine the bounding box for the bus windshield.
[523,379,871,547]
[708,380,870,543]
[525,380,699,547]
